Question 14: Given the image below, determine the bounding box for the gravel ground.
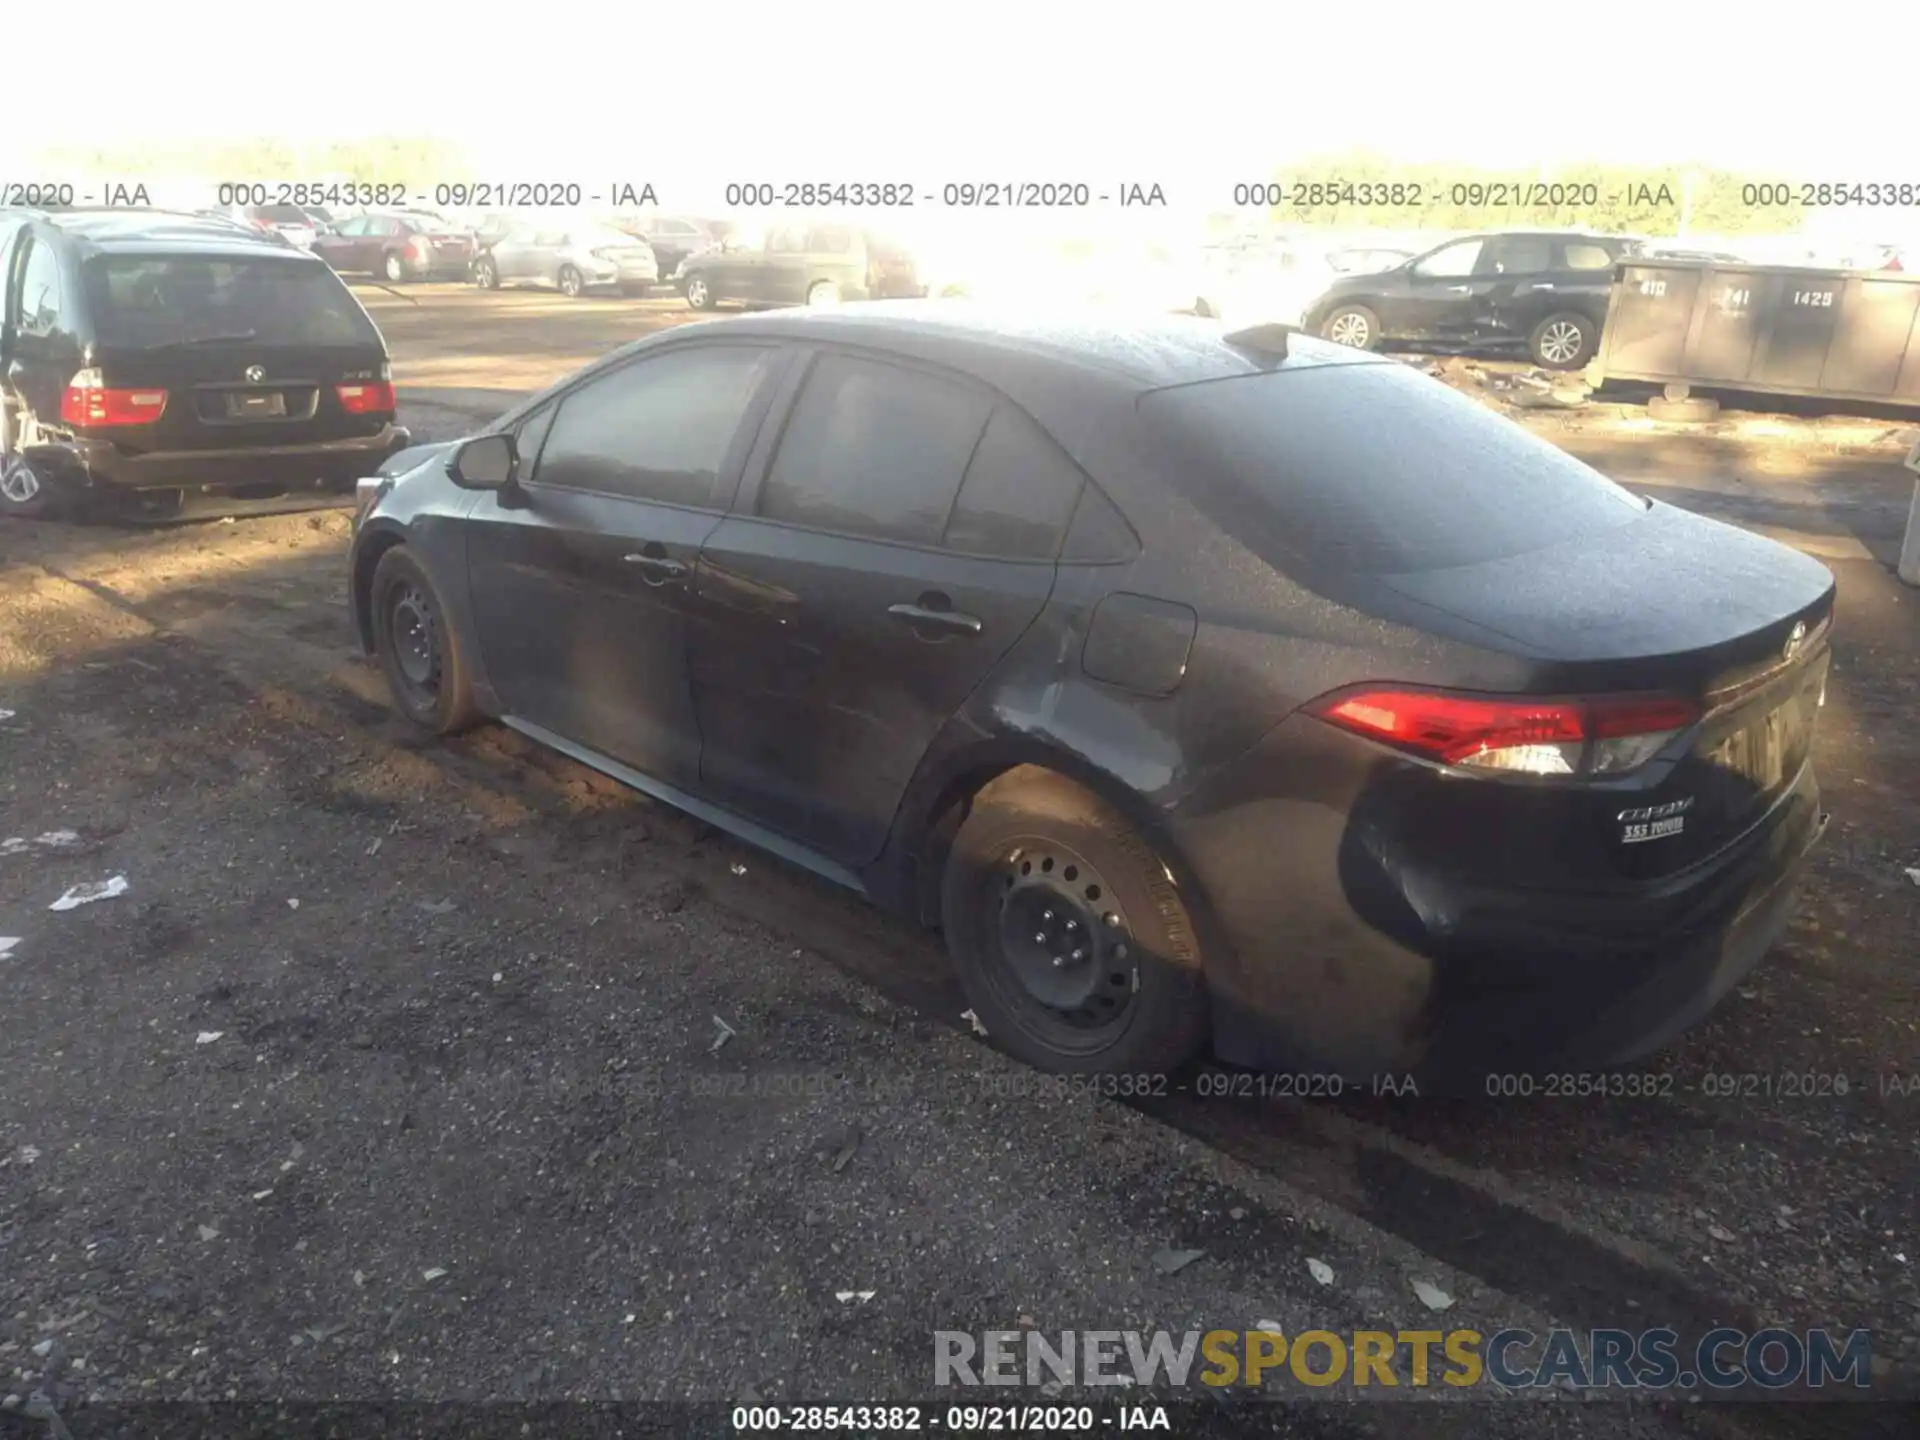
[1,290,1915,1440]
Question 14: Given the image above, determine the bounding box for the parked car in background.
[621,214,718,276]
[205,203,321,250]
[0,209,408,522]
[314,213,476,282]
[1326,246,1414,275]
[347,303,1833,1086]
[1303,229,1642,369]
[677,224,923,310]
[473,223,659,297]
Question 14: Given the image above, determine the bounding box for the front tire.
[1529,311,1596,370]
[558,265,585,298]
[684,274,714,310]
[940,768,1210,1077]
[473,257,499,289]
[383,252,408,284]
[370,547,479,735]
[1321,304,1379,350]
[805,280,840,308]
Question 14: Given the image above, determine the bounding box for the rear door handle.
[888,601,982,635]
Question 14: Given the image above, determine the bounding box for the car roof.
[675,301,1391,390]
[32,209,317,258]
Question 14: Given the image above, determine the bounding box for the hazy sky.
[9,1,1917,204]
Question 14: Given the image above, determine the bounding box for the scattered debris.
[252,1189,274,1202]
[287,898,300,910]
[730,862,748,876]
[1707,1223,1737,1244]
[961,1009,989,1038]
[709,1015,737,1053]
[1255,1319,1284,1334]
[831,1129,862,1174]
[198,1226,220,1242]
[834,1290,876,1305]
[418,899,457,916]
[2,831,83,856]
[421,1267,448,1282]
[367,838,383,857]
[0,938,18,960]
[1905,867,1920,887]
[1152,1248,1206,1276]
[49,875,128,910]
[195,1031,225,1046]
[1411,1278,1455,1312]
[0,709,14,721]
[353,1271,367,1288]
[1306,1258,1335,1287]
[16,1145,40,1165]
[1228,1207,1247,1221]
[303,1323,348,1344]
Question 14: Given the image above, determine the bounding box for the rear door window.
[1139,363,1646,574]
[1412,240,1482,279]
[81,256,380,348]
[1561,242,1617,271]
[1481,235,1552,275]
[757,353,991,543]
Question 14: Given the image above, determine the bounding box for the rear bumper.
[54,425,412,521]
[1168,722,1828,1088]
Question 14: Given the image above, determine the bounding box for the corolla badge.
[245,365,266,383]
[1619,796,1693,845]
[1782,620,1807,661]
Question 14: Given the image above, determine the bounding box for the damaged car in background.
[347,303,1834,1089]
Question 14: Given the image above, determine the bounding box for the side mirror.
[449,432,518,491]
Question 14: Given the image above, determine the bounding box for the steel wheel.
[386,580,441,707]
[1538,320,1585,366]
[978,838,1139,1051]
[1327,310,1372,347]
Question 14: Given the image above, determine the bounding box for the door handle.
[888,600,983,635]
[1444,285,1472,294]
[623,549,688,584]
[1529,282,1557,291]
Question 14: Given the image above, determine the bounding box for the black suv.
[0,208,410,521]
[1301,230,1641,369]
[676,223,924,311]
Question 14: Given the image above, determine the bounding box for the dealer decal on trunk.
[1618,796,1694,844]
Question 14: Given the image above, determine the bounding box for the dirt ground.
[0,284,1915,1438]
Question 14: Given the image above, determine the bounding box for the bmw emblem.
[245,365,266,383]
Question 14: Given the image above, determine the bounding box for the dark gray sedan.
[347,304,1833,1089]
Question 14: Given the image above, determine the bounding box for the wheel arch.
[350,523,410,654]
[879,731,1233,979]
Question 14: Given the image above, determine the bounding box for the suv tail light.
[1309,686,1701,778]
[61,368,168,427]
[336,380,397,415]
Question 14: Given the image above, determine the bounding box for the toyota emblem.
[1782,620,1807,661]
[245,365,266,383]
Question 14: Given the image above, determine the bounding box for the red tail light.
[408,236,431,261]
[336,380,396,415]
[1309,686,1701,777]
[61,369,167,426]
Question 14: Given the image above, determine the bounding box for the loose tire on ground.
[370,547,480,735]
[940,767,1211,1077]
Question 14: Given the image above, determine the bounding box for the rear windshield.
[252,204,311,225]
[1138,362,1647,574]
[82,255,380,349]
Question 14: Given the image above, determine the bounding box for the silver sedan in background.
[471,223,660,297]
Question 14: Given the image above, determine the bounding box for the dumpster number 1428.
[1792,290,1834,307]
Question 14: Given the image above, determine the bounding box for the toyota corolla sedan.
[347,304,1834,1087]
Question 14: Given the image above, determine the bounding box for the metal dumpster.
[1592,257,1920,406]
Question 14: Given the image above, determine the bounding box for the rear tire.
[1529,311,1596,370]
[805,279,840,307]
[558,265,585,298]
[370,547,479,735]
[940,768,1210,1077]
[0,452,60,520]
[383,252,408,284]
[1321,304,1380,350]
[684,274,714,310]
[473,257,499,290]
